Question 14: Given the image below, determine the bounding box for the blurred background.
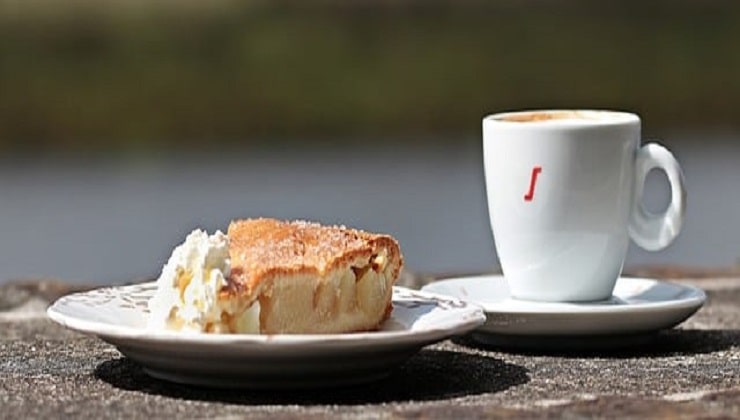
[1,0,739,284]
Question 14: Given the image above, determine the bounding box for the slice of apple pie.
[226,218,403,334]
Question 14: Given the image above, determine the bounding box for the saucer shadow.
[94,349,529,405]
[454,328,740,358]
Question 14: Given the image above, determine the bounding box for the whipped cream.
[147,229,260,333]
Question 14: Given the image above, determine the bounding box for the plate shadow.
[94,349,529,405]
[454,328,740,358]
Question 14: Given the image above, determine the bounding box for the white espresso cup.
[482,110,686,302]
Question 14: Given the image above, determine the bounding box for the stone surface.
[1,273,739,418]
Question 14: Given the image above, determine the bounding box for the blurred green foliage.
[1,0,739,153]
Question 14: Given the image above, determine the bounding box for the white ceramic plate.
[421,275,706,338]
[47,283,485,389]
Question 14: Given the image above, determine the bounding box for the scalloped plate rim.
[46,284,486,346]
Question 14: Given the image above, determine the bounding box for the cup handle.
[628,142,687,251]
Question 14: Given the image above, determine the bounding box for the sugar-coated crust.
[224,218,403,299]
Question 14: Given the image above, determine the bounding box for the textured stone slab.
[1,274,738,418]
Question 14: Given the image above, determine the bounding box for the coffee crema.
[497,111,594,123]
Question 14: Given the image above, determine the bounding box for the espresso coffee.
[497,110,594,123]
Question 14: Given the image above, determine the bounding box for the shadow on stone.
[94,349,529,405]
[454,329,740,357]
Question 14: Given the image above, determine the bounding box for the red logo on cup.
[524,166,542,202]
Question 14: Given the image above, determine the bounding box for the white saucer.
[47,282,485,389]
[421,275,706,338]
